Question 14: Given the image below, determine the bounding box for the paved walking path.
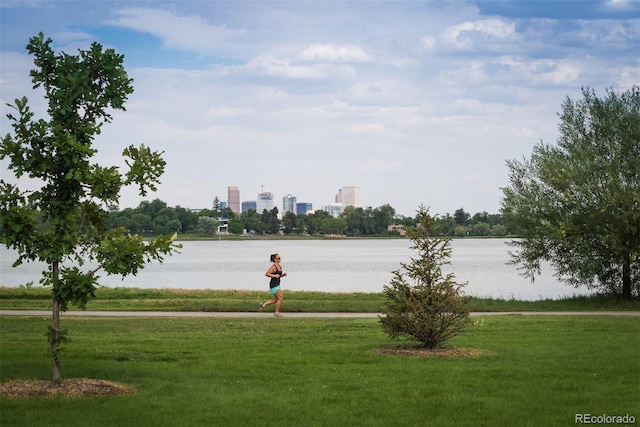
[1,310,638,318]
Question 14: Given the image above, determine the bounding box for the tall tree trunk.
[51,261,61,386]
[622,253,631,300]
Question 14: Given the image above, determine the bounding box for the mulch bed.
[0,378,134,398]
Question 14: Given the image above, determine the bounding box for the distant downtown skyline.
[222,185,362,217]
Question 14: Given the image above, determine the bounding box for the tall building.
[242,201,257,213]
[296,202,312,215]
[257,191,274,213]
[336,186,361,208]
[323,203,343,218]
[282,194,297,214]
[227,186,240,213]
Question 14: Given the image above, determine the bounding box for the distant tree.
[471,222,491,236]
[306,210,331,235]
[228,219,244,236]
[454,225,467,237]
[341,206,365,235]
[240,208,260,233]
[138,199,168,219]
[266,207,281,234]
[211,196,221,220]
[491,224,507,237]
[282,211,297,234]
[173,206,197,233]
[197,216,218,235]
[0,33,179,384]
[380,206,470,348]
[372,204,396,234]
[434,214,456,236]
[453,208,470,226]
[501,86,639,299]
[220,207,235,220]
[320,217,347,235]
[260,209,271,228]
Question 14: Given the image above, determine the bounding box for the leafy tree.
[138,199,168,218]
[306,210,331,235]
[257,208,281,234]
[220,206,235,220]
[212,196,221,217]
[434,214,456,236]
[268,207,281,234]
[173,205,198,233]
[282,211,297,234]
[0,33,179,384]
[320,217,347,235]
[380,206,470,348]
[341,205,365,235]
[372,204,396,234]
[501,86,639,299]
[197,216,218,235]
[240,208,260,233]
[228,219,244,236]
[453,208,470,226]
[471,222,491,236]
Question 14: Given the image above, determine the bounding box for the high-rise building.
[323,203,343,218]
[227,186,240,213]
[242,201,257,213]
[336,186,361,208]
[282,194,296,214]
[257,191,274,214]
[296,202,312,215]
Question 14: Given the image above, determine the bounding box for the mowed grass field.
[1,286,639,312]
[1,314,638,427]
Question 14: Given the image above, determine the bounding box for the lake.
[0,239,591,300]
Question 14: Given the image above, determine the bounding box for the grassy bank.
[0,286,638,312]
[1,315,638,427]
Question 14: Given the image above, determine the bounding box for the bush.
[380,206,470,348]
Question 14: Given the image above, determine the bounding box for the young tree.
[501,86,639,299]
[0,33,179,385]
[380,206,470,349]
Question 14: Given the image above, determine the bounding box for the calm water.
[0,239,591,300]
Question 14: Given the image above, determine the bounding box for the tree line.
[104,198,514,237]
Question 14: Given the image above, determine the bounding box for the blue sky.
[1,0,638,217]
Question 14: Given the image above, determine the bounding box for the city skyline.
[2,2,637,217]
[216,185,361,216]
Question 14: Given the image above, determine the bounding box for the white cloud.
[109,8,245,54]
[298,43,373,62]
[2,1,636,216]
[352,158,404,173]
[206,106,256,119]
[345,123,405,139]
[243,55,356,80]
[423,18,517,53]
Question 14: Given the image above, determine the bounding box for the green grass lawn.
[1,286,638,312]
[1,315,638,427]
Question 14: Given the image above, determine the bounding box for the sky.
[1,0,638,217]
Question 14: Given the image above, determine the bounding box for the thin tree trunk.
[51,261,61,386]
[622,253,631,300]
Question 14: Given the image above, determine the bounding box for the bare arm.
[265,265,278,278]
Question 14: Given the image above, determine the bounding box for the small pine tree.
[380,206,470,348]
